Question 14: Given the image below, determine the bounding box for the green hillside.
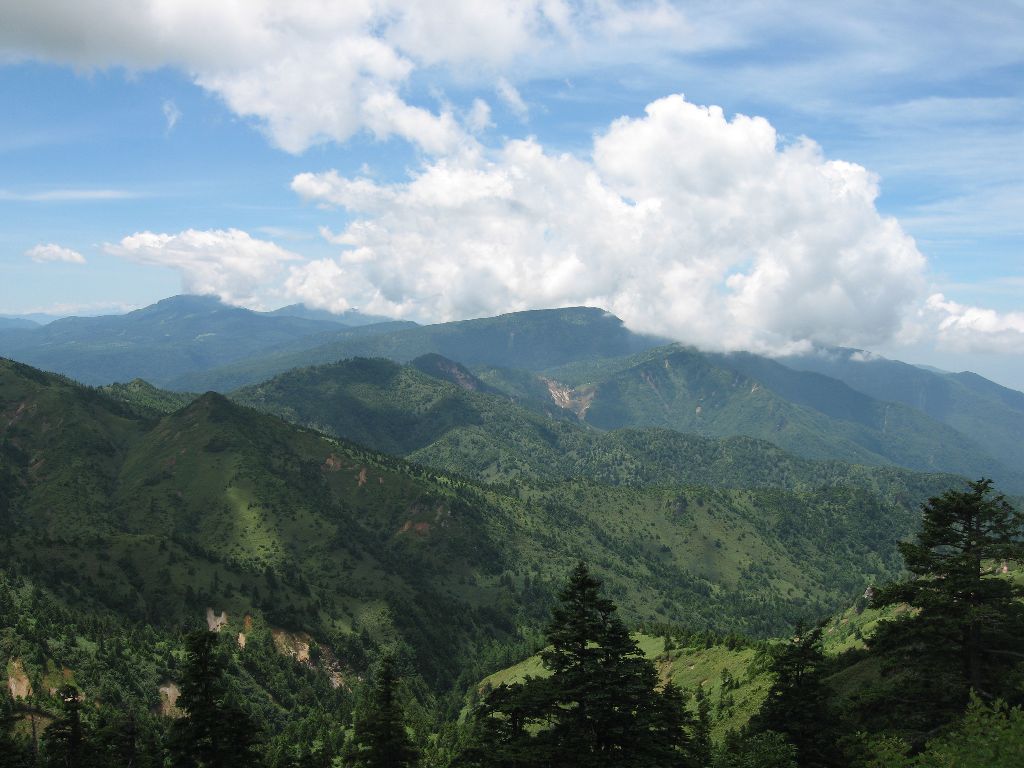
[782,347,1024,481]
[476,632,775,740]
[1,356,954,682]
[229,356,959,500]
[536,345,1023,490]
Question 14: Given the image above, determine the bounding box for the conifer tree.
[168,631,262,768]
[470,562,694,767]
[349,656,418,768]
[869,479,1024,739]
[0,687,31,768]
[691,685,712,767]
[41,685,86,768]
[747,625,839,767]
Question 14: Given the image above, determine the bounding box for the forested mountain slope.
[781,346,1024,479]
[1,356,954,685]
[230,355,960,501]
[169,306,666,392]
[528,346,1023,490]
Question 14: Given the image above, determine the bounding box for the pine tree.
[470,562,694,767]
[869,479,1024,739]
[168,631,262,768]
[41,685,86,768]
[349,656,418,768]
[0,687,31,768]
[691,685,712,767]
[747,625,839,767]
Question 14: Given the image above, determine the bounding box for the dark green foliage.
[691,685,712,766]
[468,563,694,767]
[349,657,419,768]
[746,626,840,767]
[40,685,85,767]
[866,479,1024,741]
[0,688,32,767]
[714,730,797,768]
[168,632,262,768]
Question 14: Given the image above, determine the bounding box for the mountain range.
[3,294,1021,493]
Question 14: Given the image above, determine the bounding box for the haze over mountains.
[2,294,1022,492]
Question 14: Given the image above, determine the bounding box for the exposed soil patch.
[272,628,312,663]
[270,628,349,689]
[7,658,31,700]
[206,607,228,632]
[357,467,367,486]
[542,379,596,420]
[5,400,32,430]
[398,520,431,536]
[656,657,674,689]
[543,378,575,410]
[157,681,182,718]
[243,613,253,632]
[237,633,247,649]
[323,454,345,472]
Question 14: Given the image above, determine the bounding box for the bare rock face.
[206,607,229,632]
[7,658,31,700]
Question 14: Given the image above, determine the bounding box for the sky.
[1,1,1022,388]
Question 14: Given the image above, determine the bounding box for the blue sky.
[1,1,1022,387]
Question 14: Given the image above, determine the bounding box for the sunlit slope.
[0,356,963,685]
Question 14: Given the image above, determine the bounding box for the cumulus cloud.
[25,243,86,264]
[0,1,686,154]
[104,228,301,308]
[926,293,1024,355]
[287,94,927,353]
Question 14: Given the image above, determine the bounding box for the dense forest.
[2,480,1022,766]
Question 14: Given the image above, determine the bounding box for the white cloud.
[925,293,1024,355]
[25,243,86,264]
[162,99,181,133]
[104,228,301,308]
[288,94,927,353]
[0,1,689,154]
[465,98,493,134]
[496,77,528,120]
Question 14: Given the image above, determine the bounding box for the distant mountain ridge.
[2,293,1022,490]
[229,354,962,499]
[780,347,1024,478]
[0,295,407,387]
[171,305,668,391]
